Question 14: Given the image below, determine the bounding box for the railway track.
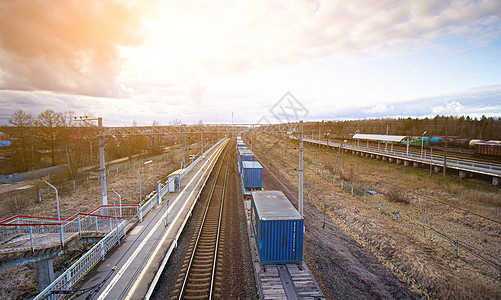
[170,141,230,300]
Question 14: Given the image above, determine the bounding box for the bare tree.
[36,109,68,166]
[8,109,35,172]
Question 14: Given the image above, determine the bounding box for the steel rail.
[177,142,230,299]
[209,142,229,299]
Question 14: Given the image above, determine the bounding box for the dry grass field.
[252,133,500,299]
[0,144,205,299]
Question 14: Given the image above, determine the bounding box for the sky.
[0,0,500,126]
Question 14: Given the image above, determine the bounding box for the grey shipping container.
[242,161,263,188]
[251,190,304,265]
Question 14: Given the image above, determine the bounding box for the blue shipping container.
[251,190,304,265]
[238,149,253,162]
[430,137,444,144]
[238,148,253,157]
[237,142,245,148]
[242,161,263,188]
[239,153,254,173]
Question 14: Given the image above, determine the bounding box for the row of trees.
[1,111,204,175]
[2,110,165,174]
[306,115,501,140]
[6,109,76,172]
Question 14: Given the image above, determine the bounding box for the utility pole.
[443,126,448,177]
[250,125,254,152]
[98,117,108,209]
[139,160,142,204]
[184,132,187,162]
[341,141,345,177]
[75,116,107,208]
[299,121,304,217]
[385,123,388,151]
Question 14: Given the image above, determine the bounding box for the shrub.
[386,187,410,204]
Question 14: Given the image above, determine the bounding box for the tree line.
[0,110,163,174]
[305,115,501,140]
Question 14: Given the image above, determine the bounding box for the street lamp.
[139,160,153,204]
[421,131,427,158]
[43,180,60,221]
[111,188,122,218]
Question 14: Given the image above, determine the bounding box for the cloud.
[432,100,464,114]
[135,0,501,79]
[0,0,144,97]
[365,104,394,113]
[313,84,501,120]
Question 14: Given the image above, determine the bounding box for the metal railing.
[0,205,139,253]
[34,219,127,300]
[302,137,501,174]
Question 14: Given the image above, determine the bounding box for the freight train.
[401,136,501,158]
[236,136,264,197]
[236,135,303,264]
[236,136,323,299]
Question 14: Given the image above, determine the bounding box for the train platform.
[298,137,501,185]
[61,139,228,299]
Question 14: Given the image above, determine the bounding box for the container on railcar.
[251,190,304,265]
[238,149,254,173]
[242,161,263,189]
[429,137,444,145]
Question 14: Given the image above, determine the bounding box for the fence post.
[100,240,105,260]
[66,271,72,289]
[423,225,426,237]
[60,224,64,247]
[73,180,76,191]
[378,200,381,212]
[77,215,81,234]
[139,204,143,223]
[29,226,35,252]
[397,211,400,221]
[157,181,162,205]
[351,186,354,195]
[455,240,459,258]
[363,194,366,202]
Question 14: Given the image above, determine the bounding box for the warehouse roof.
[352,133,409,143]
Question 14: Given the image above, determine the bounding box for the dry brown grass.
[254,133,501,299]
